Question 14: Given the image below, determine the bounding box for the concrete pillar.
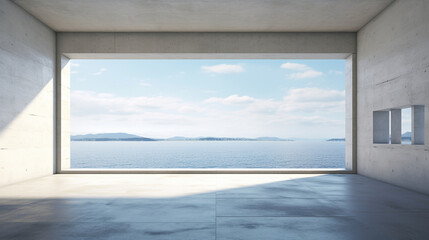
[56,55,71,171]
[345,54,356,171]
[390,109,401,144]
[373,111,389,144]
[412,105,425,145]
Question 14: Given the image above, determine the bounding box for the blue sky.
[70,59,347,139]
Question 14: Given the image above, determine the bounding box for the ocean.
[71,140,345,169]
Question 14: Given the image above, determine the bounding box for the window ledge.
[60,168,354,174]
[373,144,427,150]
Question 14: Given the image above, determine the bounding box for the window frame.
[56,54,356,174]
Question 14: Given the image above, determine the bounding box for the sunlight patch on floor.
[0,174,327,199]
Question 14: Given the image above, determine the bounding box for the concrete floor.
[0,174,429,239]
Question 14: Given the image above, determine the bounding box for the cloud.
[280,63,310,71]
[93,68,107,75]
[205,95,255,104]
[287,70,323,79]
[178,106,203,113]
[201,64,244,74]
[204,88,344,115]
[284,88,345,103]
[71,90,186,116]
[70,90,207,137]
[71,88,345,138]
[139,82,152,87]
[71,63,80,67]
[280,88,345,113]
[71,71,78,74]
[268,115,344,126]
[281,62,323,80]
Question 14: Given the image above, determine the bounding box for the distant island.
[167,136,293,141]
[401,131,412,141]
[327,138,345,142]
[71,133,294,142]
[71,133,156,141]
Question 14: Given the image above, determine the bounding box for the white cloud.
[71,88,345,138]
[201,64,244,74]
[284,88,345,102]
[71,63,80,67]
[287,70,323,79]
[205,95,255,104]
[281,62,323,79]
[280,63,310,71]
[93,68,107,75]
[280,88,345,114]
[245,99,279,114]
[268,115,344,127]
[178,106,203,113]
[203,88,344,115]
[71,90,186,116]
[71,90,207,137]
[71,71,78,74]
[139,82,152,87]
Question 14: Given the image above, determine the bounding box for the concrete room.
[0,0,428,239]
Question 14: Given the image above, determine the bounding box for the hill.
[402,131,411,138]
[327,138,345,142]
[71,133,294,141]
[71,133,156,141]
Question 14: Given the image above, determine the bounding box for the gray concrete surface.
[345,54,357,171]
[0,0,56,186]
[357,0,429,194]
[373,111,389,144]
[57,32,357,56]
[1,174,429,239]
[12,0,393,32]
[412,105,425,145]
[391,109,401,144]
[56,55,71,172]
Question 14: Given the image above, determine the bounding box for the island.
[71,133,294,141]
[327,138,345,142]
[71,133,156,141]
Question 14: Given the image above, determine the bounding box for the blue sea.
[71,141,345,168]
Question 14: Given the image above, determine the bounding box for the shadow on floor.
[1,174,429,239]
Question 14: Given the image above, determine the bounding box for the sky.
[70,59,348,139]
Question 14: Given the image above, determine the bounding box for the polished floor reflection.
[1,174,429,239]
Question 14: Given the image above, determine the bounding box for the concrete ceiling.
[13,0,394,32]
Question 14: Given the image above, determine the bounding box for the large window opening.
[69,59,346,169]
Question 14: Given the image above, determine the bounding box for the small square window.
[373,105,424,145]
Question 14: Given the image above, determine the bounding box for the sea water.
[71,140,345,168]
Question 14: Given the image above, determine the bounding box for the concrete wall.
[357,0,429,194]
[57,32,356,57]
[0,0,56,186]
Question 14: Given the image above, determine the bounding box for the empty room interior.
[1,0,429,239]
